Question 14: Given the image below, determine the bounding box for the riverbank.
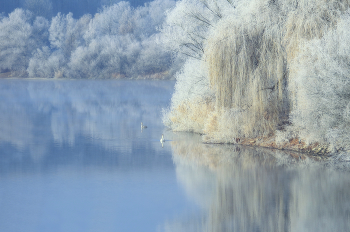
[0,72,13,78]
[204,136,332,158]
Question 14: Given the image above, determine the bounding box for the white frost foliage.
[162,58,213,130]
[68,35,133,79]
[0,9,34,73]
[25,0,176,79]
[28,47,65,78]
[83,0,174,40]
[161,0,239,60]
[171,59,212,107]
[84,2,132,41]
[70,0,175,79]
[27,12,91,78]
[163,0,350,151]
[289,12,350,150]
[49,13,91,58]
[56,0,174,79]
[133,0,175,38]
[32,16,50,45]
[131,35,173,77]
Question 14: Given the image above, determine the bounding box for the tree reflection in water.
[165,139,350,232]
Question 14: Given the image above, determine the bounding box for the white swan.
[141,122,147,129]
[160,134,165,143]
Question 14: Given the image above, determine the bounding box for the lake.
[0,79,349,232]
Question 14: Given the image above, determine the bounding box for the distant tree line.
[0,0,180,79]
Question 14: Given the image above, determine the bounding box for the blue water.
[0,79,198,232]
[0,79,349,232]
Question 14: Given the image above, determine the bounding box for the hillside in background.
[0,0,150,18]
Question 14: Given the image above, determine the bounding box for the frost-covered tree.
[85,2,132,40]
[68,35,135,78]
[0,9,49,75]
[161,0,237,60]
[49,13,91,59]
[28,12,91,78]
[0,9,33,73]
[32,16,50,46]
[288,12,350,151]
[163,0,350,154]
[130,35,173,77]
[65,0,175,79]
[133,0,175,38]
[27,47,65,78]
[161,0,239,133]
[1,0,176,79]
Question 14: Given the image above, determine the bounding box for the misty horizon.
[0,0,151,19]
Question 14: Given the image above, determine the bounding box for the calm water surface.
[0,79,349,232]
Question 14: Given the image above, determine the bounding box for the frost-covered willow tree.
[163,0,350,154]
[161,0,239,133]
